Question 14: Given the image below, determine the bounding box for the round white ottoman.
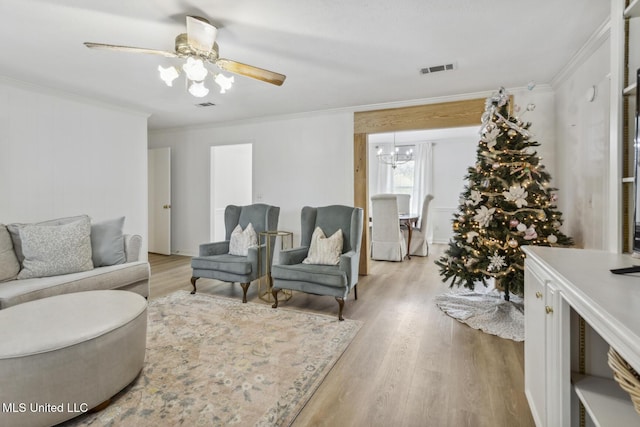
[0,290,147,427]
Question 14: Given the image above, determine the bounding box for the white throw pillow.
[228,223,258,256]
[303,227,343,265]
[17,217,94,279]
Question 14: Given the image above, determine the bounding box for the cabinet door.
[524,265,547,427]
[544,282,571,427]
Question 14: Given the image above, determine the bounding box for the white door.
[148,147,171,255]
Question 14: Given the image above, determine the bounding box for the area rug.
[434,284,524,342]
[62,290,362,426]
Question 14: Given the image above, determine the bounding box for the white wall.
[148,111,354,256]
[0,78,149,257]
[553,27,611,250]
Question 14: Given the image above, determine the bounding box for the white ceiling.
[0,1,609,130]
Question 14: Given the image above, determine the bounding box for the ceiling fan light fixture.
[214,73,234,94]
[182,57,208,81]
[188,80,209,98]
[158,65,179,86]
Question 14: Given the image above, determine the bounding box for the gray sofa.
[0,216,150,310]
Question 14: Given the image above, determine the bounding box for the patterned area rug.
[62,290,362,426]
[434,285,524,342]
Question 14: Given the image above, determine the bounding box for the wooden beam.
[353,133,370,275]
[354,98,486,134]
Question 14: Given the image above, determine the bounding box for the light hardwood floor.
[148,244,535,427]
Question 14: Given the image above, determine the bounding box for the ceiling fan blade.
[216,59,286,86]
[84,42,178,58]
[186,16,217,53]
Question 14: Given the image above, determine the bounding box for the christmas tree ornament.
[523,226,538,240]
[503,186,528,208]
[466,231,479,243]
[436,87,573,300]
[473,205,495,227]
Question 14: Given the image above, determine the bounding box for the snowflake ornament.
[488,251,507,272]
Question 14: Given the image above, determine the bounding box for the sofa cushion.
[271,263,347,288]
[7,214,88,265]
[0,225,20,282]
[191,254,253,275]
[0,261,150,310]
[17,217,94,279]
[91,217,126,267]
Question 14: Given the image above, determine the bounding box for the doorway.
[210,144,253,241]
[354,98,486,274]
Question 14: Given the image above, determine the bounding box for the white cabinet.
[524,260,570,427]
[523,246,640,427]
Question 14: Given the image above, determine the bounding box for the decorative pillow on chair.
[17,217,94,279]
[0,224,20,282]
[303,227,343,265]
[91,216,126,267]
[228,223,258,256]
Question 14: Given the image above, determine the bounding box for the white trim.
[609,0,624,253]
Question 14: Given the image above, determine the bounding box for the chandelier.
[158,57,235,98]
[376,136,414,169]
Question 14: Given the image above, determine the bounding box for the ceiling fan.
[84,16,286,88]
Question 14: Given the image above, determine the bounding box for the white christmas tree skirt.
[434,283,524,342]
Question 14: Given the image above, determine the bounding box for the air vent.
[420,63,456,75]
[195,102,216,107]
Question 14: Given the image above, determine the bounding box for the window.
[393,159,415,195]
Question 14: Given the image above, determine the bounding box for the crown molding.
[0,75,150,119]
[551,17,611,88]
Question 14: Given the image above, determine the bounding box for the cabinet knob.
[535,291,543,299]
[545,306,553,314]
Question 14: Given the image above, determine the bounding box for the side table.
[258,230,293,302]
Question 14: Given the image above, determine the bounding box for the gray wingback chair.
[190,203,280,303]
[270,205,364,321]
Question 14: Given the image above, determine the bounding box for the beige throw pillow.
[228,223,258,256]
[303,227,343,265]
[17,217,94,279]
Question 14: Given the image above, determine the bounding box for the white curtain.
[411,142,433,212]
[411,142,434,235]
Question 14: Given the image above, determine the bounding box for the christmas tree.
[436,87,573,300]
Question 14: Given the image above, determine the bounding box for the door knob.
[545,306,553,314]
[535,291,543,299]
[163,204,171,209]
